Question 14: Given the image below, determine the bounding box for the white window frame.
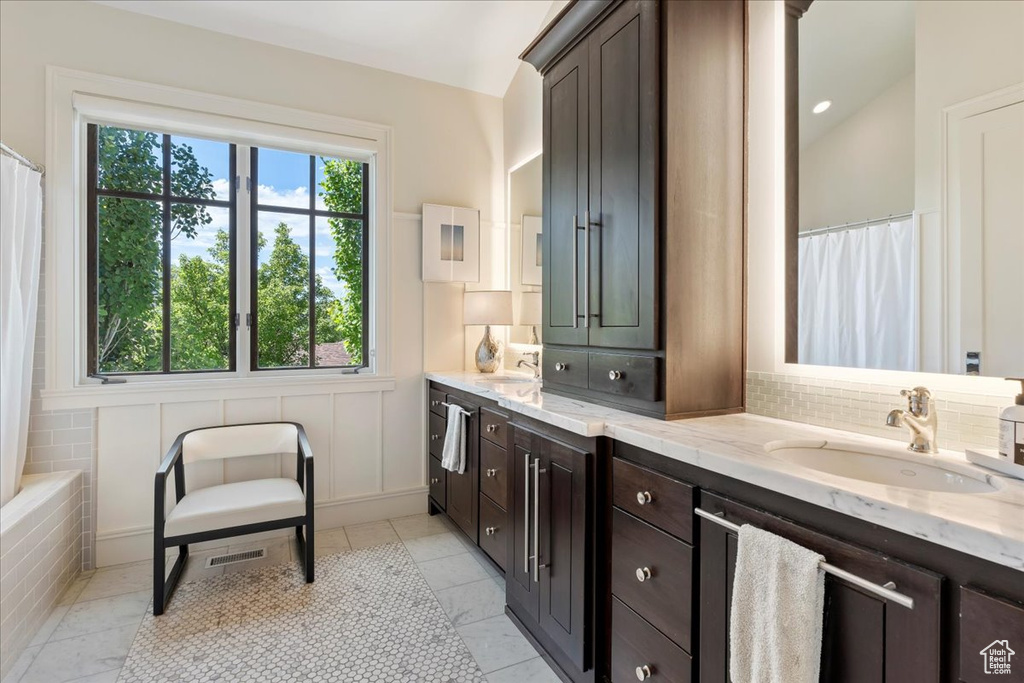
[43,68,394,408]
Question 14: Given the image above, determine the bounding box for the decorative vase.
[475,325,503,373]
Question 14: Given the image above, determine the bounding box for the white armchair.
[153,422,314,615]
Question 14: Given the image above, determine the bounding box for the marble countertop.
[426,371,1024,571]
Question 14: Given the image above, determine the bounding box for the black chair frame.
[153,421,314,616]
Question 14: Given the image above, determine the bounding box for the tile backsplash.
[745,371,1007,453]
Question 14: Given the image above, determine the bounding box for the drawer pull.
[431,400,440,406]
[635,665,652,681]
[430,477,439,485]
[554,362,568,372]
[636,491,652,505]
[486,424,499,433]
[486,468,498,477]
[636,567,652,582]
[431,434,440,441]
[485,526,498,536]
[609,370,623,380]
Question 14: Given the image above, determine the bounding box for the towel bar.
[694,507,915,610]
[440,401,472,416]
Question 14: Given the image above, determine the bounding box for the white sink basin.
[764,440,1000,494]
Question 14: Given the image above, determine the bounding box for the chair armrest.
[156,435,185,479]
[295,425,314,462]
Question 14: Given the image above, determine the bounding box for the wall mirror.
[787,0,1023,378]
[509,153,543,345]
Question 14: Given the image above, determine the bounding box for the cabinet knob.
[430,477,439,485]
[635,665,652,681]
[486,424,498,433]
[636,567,652,582]
[486,468,497,477]
[485,526,498,536]
[431,400,440,406]
[636,491,652,505]
[608,370,622,380]
[554,362,568,372]
[431,434,440,441]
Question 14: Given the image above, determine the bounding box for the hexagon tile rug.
[118,542,486,682]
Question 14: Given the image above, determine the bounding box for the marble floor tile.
[417,552,492,591]
[314,527,350,557]
[20,624,139,683]
[56,575,92,607]
[389,513,451,540]
[472,550,502,579]
[456,615,539,674]
[343,520,399,549]
[49,591,150,643]
[223,538,293,575]
[434,578,506,627]
[403,532,469,563]
[76,563,150,603]
[485,657,561,683]
[171,546,228,583]
[28,605,71,646]
[4,644,41,683]
[66,670,120,683]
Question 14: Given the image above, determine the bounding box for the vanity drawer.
[612,508,693,652]
[612,597,692,683]
[959,586,1024,683]
[479,439,508,509]
[429,456,446,509]
[429,387,447,417]
[480,408,508,448]
[588,352,660,402]
[542,348,589,389]
[479,493,506,571]
[428,412,446,458]
[613,457,694,542]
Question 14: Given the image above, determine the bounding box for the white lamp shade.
[464,290,513,326]
[518,291,542,326]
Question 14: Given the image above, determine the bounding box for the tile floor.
[3,514,560,683]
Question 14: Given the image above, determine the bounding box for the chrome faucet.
[517,351,541,379]
[886,387,938,454]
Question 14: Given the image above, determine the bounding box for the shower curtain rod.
[800,211,913,238]
[0,141,44,175]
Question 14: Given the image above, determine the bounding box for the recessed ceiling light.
[813,100,832,114]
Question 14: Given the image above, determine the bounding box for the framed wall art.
[422,203,480,282]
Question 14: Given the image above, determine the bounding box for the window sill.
[41,373,397,411]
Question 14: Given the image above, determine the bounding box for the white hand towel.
[729,525,826,683]
[441,403,467,474]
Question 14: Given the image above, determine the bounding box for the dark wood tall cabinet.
[525,0,745,420]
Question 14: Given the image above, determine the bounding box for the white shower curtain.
[798,217,917,371]
[1,155,43,507]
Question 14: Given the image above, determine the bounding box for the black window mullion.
[361,162,370,368]
[161,134,172,373]
[228,145,238,372]
[250,147,260,371]
[308,155,316,368]
[87,124,99,376]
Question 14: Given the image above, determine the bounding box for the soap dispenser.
[999,378,1024,465]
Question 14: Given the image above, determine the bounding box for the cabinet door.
[586,0,659,350]
[507,428,540,620]
[698,494,942,683]
[542,37,589,346]
[444,396,478,541]
[538,433,591,672]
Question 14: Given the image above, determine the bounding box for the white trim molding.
[44,67,394,399]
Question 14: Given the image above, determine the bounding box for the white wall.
[0,0,505,566]
[799,74,915,230]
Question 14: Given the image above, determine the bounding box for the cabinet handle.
[554,362,568,372]
[430,477,439,485]
[523,451,531,575]
[609,370,622,380]
[572,214,579,329]
[486,468,497,477]
[584,209,592,329]
[533,459,546,582]
[431,400,440,406]
[636,491,652,505]
[431,434,440,441]
[636,567,652,582]
[486,424,498,433]
[635,665,652,681]
[485,526,498,536]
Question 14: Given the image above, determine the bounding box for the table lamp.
[464,290,513,373]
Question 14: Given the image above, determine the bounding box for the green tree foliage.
[319,159,365,364]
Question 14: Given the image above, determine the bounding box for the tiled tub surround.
[5,514,559,683]
[426,371,1024,570]
[0,471,83,681]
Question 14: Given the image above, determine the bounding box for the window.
[86,123,370,377]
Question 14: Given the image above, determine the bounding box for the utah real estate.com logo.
[979,639,1015,675]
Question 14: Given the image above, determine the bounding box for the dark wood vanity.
[426,382,1024,683]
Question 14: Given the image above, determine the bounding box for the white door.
[957,99,1024,377]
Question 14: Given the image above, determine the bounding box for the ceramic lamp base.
[475,325,503,373]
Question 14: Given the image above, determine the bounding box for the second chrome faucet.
[886,387,938,453]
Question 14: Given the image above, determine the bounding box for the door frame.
[941,82,1024,375]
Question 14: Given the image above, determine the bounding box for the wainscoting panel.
[281,394,333,500]
[332,392,383,498]
[96,404,160,542]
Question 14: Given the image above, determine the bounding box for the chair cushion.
[164,478,306,538]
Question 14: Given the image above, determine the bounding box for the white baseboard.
[95,487,430,567]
